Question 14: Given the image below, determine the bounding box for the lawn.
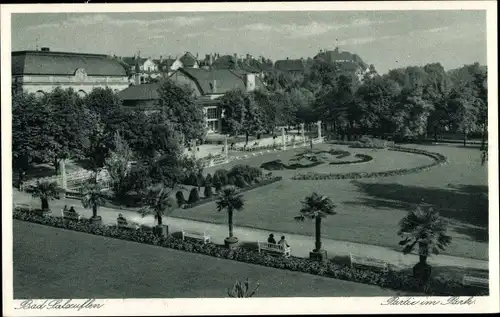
[172,144,488,261]
[12,220,412,298]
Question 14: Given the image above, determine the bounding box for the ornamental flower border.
[292,146,447,180]
[13,209,487,297]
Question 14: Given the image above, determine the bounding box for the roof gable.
[12,50,127,76]
[274,59,305,72]
[179,52,198,67]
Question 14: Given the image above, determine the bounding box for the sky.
[11,10,487,74]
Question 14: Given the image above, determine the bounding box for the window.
[207,120,217,132]
[206,107,218,120]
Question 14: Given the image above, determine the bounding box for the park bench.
[181,229,211,244]
[62,210,82,222]
[462,275,488,289]
[257,242,291,257]
[350,254,389,272]
[14,202,33,212]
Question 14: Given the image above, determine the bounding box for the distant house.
[120,54,162,85]
[153,56,177,74]
[274,58,306,76]
[170,52,200,71]
[119,68,266,134]
[314,47,370,81]
[12,48,129,96]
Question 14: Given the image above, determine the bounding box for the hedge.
[292,147,447,180]
[182,176,283,209]
[13,209,487,296]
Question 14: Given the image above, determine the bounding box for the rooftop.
[12,50,127,77]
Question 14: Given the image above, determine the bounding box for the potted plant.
[216,186,244,249]
[138,185,173,237]
[81,182,107,224]
[398,205,452,284]
[25,180,61,215]
[295,192,337,262]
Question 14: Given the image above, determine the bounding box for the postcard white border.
[2,1,499,316]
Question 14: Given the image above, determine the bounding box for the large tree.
[12,93,56,185]
[45,87,96,173]
[156,79,206,144]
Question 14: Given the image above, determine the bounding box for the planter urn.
[224,236,239,249]
[90,216,102,225]
[309,249,328,262]
[153,225,169,237]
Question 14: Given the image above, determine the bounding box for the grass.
[172,144,488,261]
[13,220,413,298]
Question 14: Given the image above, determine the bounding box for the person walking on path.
[267,233,276,244]
[481,150,487,166]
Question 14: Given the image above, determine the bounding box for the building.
[119,67,267,134]
[314,47,370,81]
[170,52,200,71]
[12,48,129,96]
[274,58,306,76]
[121,54,163,85]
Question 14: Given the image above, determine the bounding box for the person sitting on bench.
[117,213,126,222]
[278,235,290,248]
[68,206,77,213]
[267,233,276,244]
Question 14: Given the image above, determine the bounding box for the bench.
[181,229,211,244]
[350,254,389,272]
[117,218,140,230]
[257,242,291,257]
[62,210,82,222]
[462,275,488,289]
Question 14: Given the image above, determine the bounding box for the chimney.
[211,79,217,93]
[41,47,50,52]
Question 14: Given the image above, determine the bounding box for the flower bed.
[292,147,447,180]
[13,209,486,296]
[182,176,283,209]
[329,137,394,149]
[329,154,373,165]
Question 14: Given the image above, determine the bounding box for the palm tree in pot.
[138,185,173,237]
[216,186,244,249]
[25,181,61,214]
[295,192,336,262]
[81,182,107,224]
[398,205,452,284]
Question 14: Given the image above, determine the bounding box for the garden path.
[13,189,488,273]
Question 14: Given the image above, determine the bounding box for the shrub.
[213,175,223,193]
[234,175,248,188]
[188,188,200,203]
[205,173,213,186]
[214,169,229,186]
[204,185,213,198]
[196,173,205,189]
[227,176,235,186]
[175,191,186,207]
[186,173,198,186]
